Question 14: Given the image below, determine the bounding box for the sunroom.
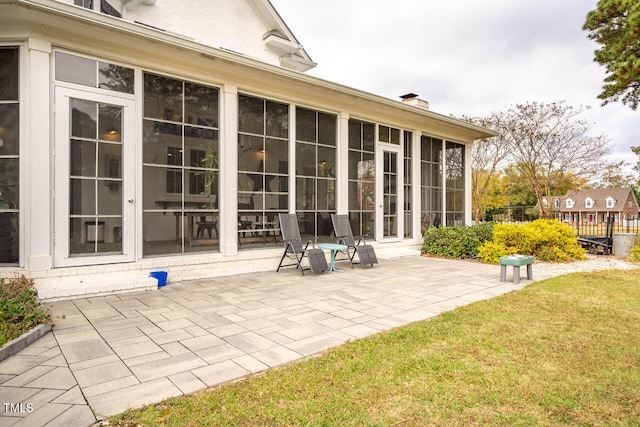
[0,0,494,299]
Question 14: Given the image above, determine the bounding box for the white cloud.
[271,0,639,169]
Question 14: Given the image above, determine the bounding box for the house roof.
[555,188,640,212]
[247,0,316,70]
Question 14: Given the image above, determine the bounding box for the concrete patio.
[0,255,550,426]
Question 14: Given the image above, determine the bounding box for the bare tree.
[465,112,512,222]
[500,101,608,218]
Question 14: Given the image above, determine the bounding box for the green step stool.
[499,255,534,284]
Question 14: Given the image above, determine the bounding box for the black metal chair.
[196,216,217,239]
[276,213,327,275]
[330,214,378,267]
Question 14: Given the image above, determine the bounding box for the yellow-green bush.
[628,239,640,262]
[478,219,587,264]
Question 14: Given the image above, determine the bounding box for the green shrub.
[477,219,587,264]
[628,239,640,263]
[422,222,494,258]
[0,276,51,347]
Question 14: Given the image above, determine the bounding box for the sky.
[270,0,639,174]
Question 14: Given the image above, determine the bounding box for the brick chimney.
[400,93,429,110]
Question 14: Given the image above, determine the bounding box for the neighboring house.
[542,188,640,224]
[0,0,495,299]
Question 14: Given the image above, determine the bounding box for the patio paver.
[0,255,559,425]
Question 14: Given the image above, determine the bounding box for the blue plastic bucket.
[150,271,168,287]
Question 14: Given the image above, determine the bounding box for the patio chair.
[330,214,378,268]
[277,213,327,275]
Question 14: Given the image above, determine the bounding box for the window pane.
[238,95,264,135]
[348,120,361,150]
[265,100,288,138]
[0,104,20,155]
[317,146,335,177]
[238,135,263,173]
[74,0,92,8]
[70,178,95,215]
[166,146,183,167]
[0,159,18,209]
[296,177,315,210]
[348,181,358,210]
[0,212,18,263]
[142,121,182,165]
[166,168,182,194]
[0,48,18,101]
[391,127,400,144]
[361,153,375,180]
[98,62,134,94]
[296,142,316,176]
[97,142,121,179]
[185,82,218,127]
[97,182,122,215]
[348,151,359,180]
[318,112,336,146]
[99,104,122,142]
[265,138,287,174]
[71,99,97,139]
[379,125,389,143]
[144,74,183,121]
[266,175,287,194]
[100,0,122,18]
[317,179,335,211]
[363,123,375,152]
[296,107,316,143]
[56,52,96,87]
[70,140,96,177]
[361,212,375,238]
[317,211,332,241]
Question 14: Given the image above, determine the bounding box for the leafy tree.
[485,102,608,218]
[593,159,636,187]
[584,0,640,109]
[632,146,640,176]
[500,164,538,207]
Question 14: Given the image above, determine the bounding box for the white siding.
[124,0,281,65]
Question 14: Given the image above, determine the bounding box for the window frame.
[295,106,337,242]
[237,93,290,248]
[0,46,20,265]
[585,197,594,209]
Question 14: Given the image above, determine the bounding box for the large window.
[420,135,442,230]
[348,119,375,238]
[295,107,336,242]
[142,73,219,255]
[445,141,465,225]
[0,47,19,264]
[238,94,289,248]
[403,130,412,238]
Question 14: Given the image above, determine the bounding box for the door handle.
[128,198,134,204]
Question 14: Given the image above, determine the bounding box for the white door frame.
[53,86,136,267]
[376,142,403,242]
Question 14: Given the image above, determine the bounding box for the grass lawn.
[111,270,640,426]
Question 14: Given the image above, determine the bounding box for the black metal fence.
[484,207,640,237]
[483,206,539,223]
[572,214,640,237]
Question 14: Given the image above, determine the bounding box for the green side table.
[499,255,534,284]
